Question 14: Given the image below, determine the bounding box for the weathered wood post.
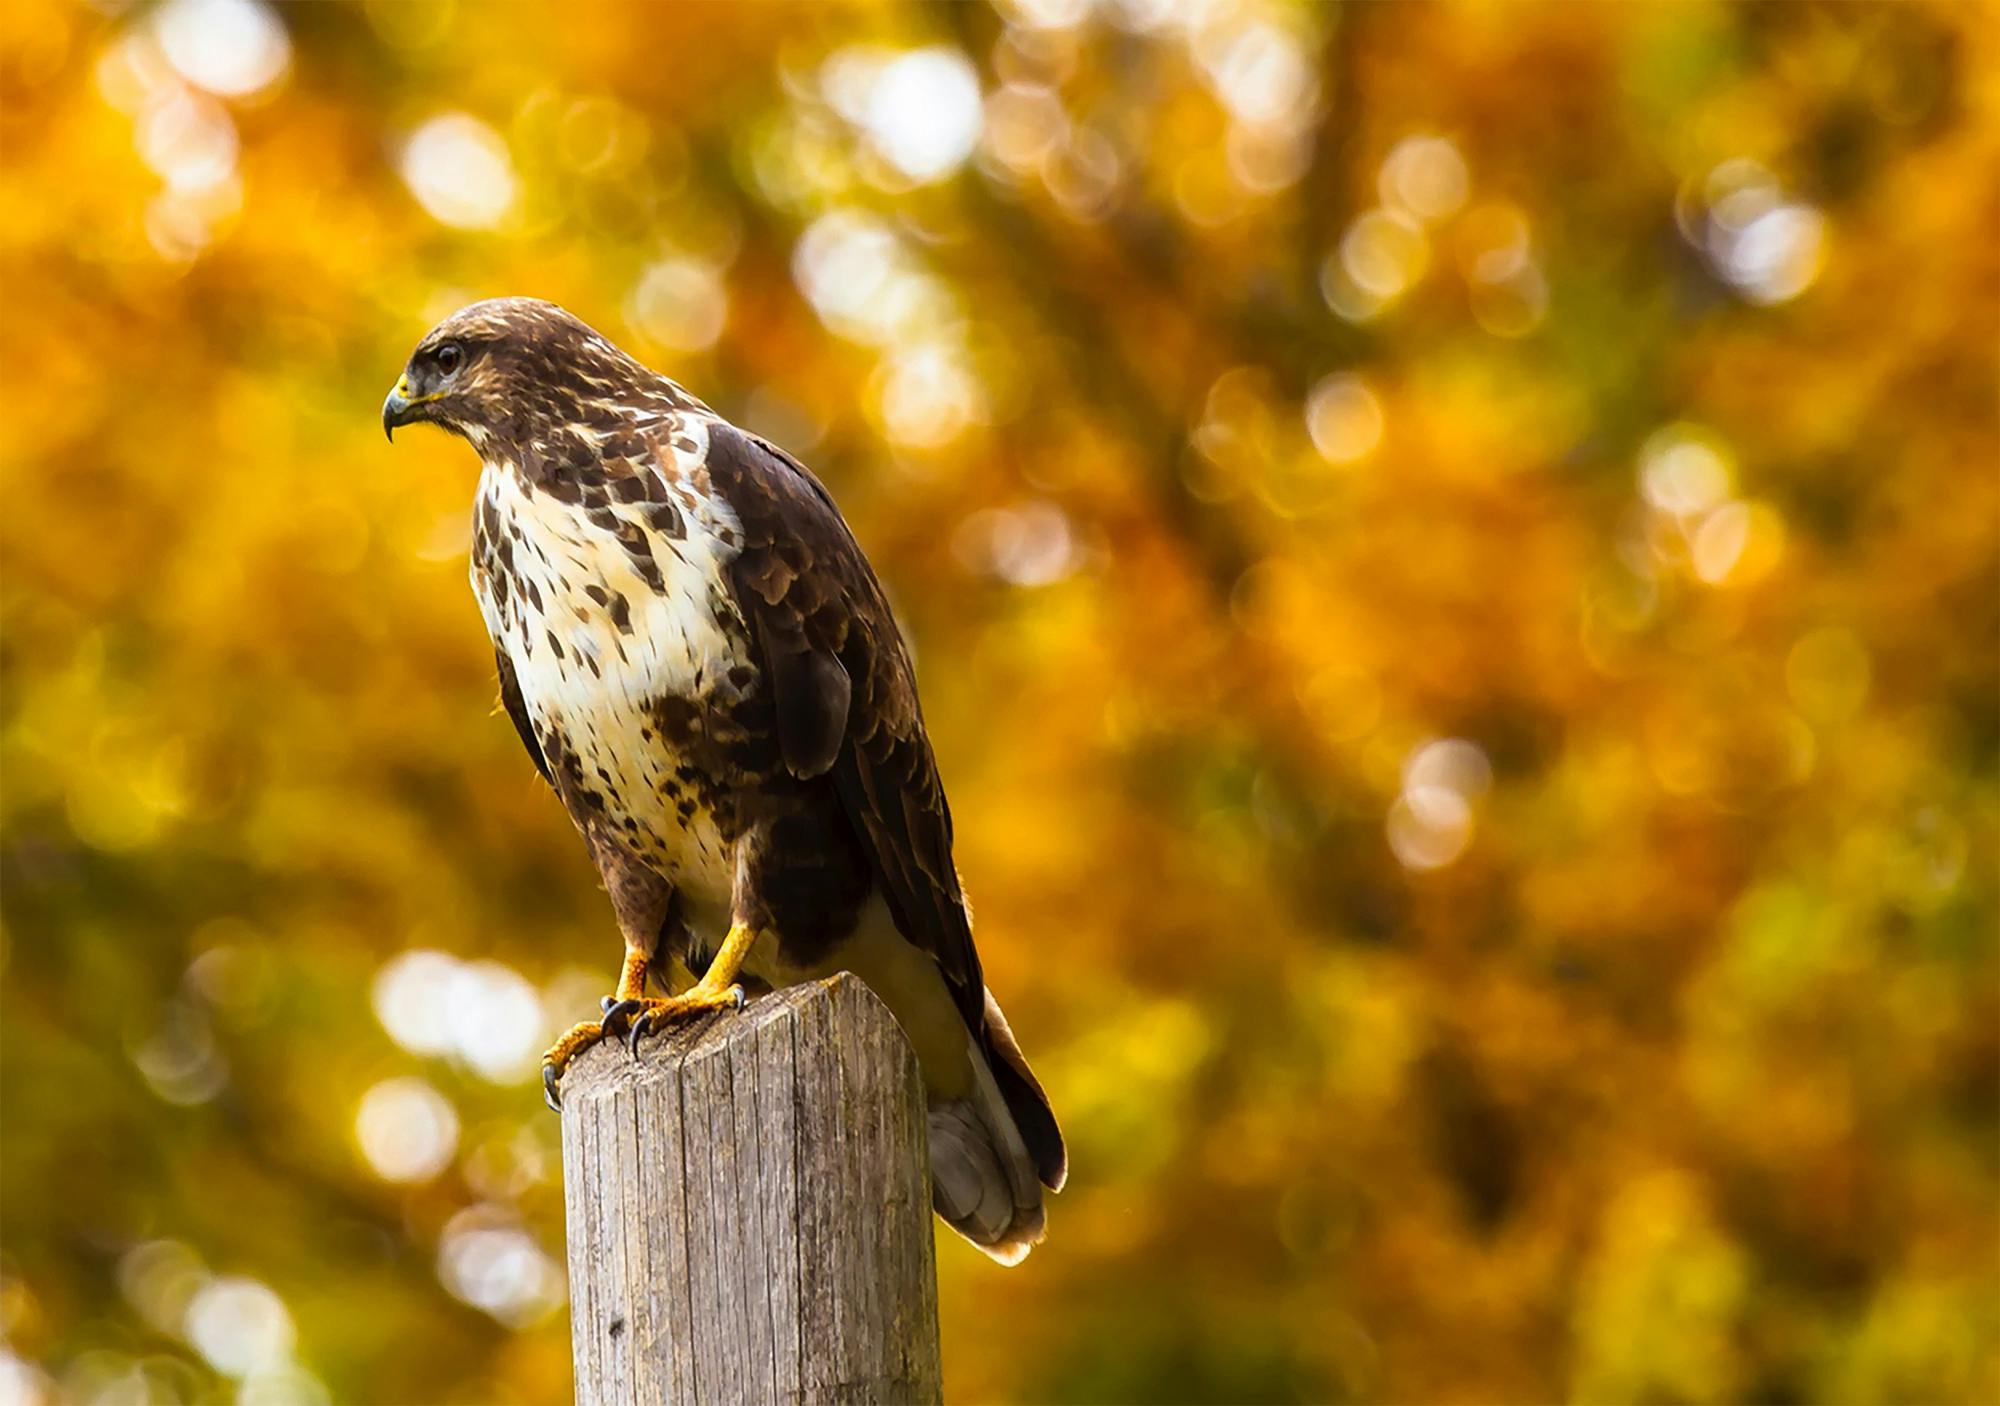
[558,973,943,1406]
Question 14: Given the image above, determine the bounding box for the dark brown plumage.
[385,297,1063,1260]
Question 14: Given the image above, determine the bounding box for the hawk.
[383,298,1064,1262]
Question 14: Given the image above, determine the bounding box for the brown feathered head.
[382,298,695,454]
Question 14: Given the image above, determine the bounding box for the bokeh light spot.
[1404,738,1493,802]
[875,343,983,448]
[984,82,1069,172]
[1305,374,1384,465]
[793,210,951,345]
[1199,20,1314,128]
[1388,786,1473,871]
[183,1277,294,1379]
[1388,737,1489,870]
[356,1077,460,1183]
[373,950,545,1082]
[437,1206,566,1328]
[626,257,728,353]
[118,1241,210,1338]
[1697,159,1828,304]
[399,113,517,229]
[1340,209,1428,302]
[1379,135,1469,224]
[1639,425,1733,519]
[953,501,1076,586]
[236,1365,332,1406]
[1690,501,1751,583]
[153,0,290,99]
[138,90,238,194]
[826,46,984,183]
[1720,203,1827,305]
[1005,0,1093,29]
[448,960,546,1083]
[372,949,459,1057]
[132,1005,228,1106]
[0,1350,53,1406]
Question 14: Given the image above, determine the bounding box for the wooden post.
[557,973,943,1406]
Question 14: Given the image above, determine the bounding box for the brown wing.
[701,422,986,1034]
[495,646,550,783]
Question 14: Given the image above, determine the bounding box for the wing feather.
[495,646,551,782]
[703,423,985,1031]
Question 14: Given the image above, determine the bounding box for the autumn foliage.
[1,1,1995,1402]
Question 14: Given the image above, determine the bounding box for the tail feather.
[926,992,1065,1264]
[980,989,1067,1193]
[927,1099,1043,1264]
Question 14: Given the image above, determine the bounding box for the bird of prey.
[383,298,1064,1262]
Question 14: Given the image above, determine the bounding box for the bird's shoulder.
[689,420,895,659]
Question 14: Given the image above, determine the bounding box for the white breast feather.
[471,414,745,906]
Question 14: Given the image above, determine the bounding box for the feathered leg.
[540,824,678,1110]
[618,825,788,1056]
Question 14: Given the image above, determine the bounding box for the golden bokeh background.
[2,1,1996,1402]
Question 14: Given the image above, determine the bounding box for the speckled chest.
[469,413,762,905]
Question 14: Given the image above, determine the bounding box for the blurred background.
[2,0,1996,1402]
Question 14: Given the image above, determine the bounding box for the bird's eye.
[435,342,463,375]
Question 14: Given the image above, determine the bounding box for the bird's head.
[382,297,667,452]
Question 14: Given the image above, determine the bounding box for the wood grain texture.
[559,974,942,1406]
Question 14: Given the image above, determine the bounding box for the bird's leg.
[541,831,679,1112]
[607,832,768,1056]
[539,944,654,1111]
[603,920,756,1056]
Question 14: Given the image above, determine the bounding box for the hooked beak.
[381,376,434,442]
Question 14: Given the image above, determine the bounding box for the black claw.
[600,995,617,1015]
[625,1008,653,1057]
[730,985,746,1011]
[542,1064,562,1113]
[602,997,644,1037]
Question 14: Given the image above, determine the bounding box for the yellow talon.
[541,1019,607,1111]
[540,924,761,1110]
[606,981,747,1057]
